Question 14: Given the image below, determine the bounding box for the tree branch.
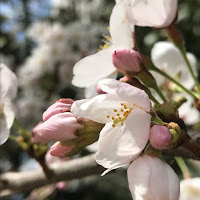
[0,130,199,197]
[0,154,104,197]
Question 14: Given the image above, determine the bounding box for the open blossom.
[128,155,180,200]
[72,79,151,170]
[179,178,200,200]
[151,41,199,125]
[151,41,197,88]
[0,64,18,145]
[119,0,177,28]
[72,1,134,88]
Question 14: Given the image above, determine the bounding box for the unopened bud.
[95,84,107,95]
[57,182,68,190]
[50,133,99,157]
[37,112,82,142]
[31,122,49,144]
[112,49,144,75]
[43,98,74,121]
[150,125,172,150]
[50,142,75,157]
[168,122,181,144]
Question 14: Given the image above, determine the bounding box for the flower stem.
[8,134,17,141]
[175,157,191,179]
[151,66,199,99]
[179,48,200,93]
[12,118,30,139]
[154,84,167,102]
[164,25,200,94]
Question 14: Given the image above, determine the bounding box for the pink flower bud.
[112,49,144,74]
[37,112,82,141]
[43,98,74,121]
[50,142,75,157]
[31,122,49,144]
[95,84,107,95]
[150,125,172,150]
[56,181,68,190]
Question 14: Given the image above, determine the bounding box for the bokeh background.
[0,0,200,199]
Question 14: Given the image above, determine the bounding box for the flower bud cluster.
[32,98,104,157]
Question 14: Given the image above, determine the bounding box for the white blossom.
[0,64,18,145]
[128,155,180,200]
[72,79,151,171]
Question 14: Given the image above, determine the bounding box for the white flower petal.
[0,63,18,100]
[128,155,180,200]
[178,94,200,125]
[125,0,177,28]
[84,74,118,99]
[3,101,15,129]
[96,108,151,169]
[72,48,116,87]
[98,79,151,112]
[71,94,124,123]
[110,2,134,49]
[179,178,200,200]
[0,117,10,145]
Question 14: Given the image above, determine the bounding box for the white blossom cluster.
[16,1,108,126]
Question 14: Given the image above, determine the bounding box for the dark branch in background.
[0,154,104,197]
[0,131,199,197]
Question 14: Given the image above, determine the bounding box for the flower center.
[98,27,112,51]
[106,103,142,127]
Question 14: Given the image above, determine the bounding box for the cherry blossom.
[119,0,177,28]
[0,63,18,145]
[151,41,199,125]
[71,79,151,170]
[179,178,200,200]
[151,41,197,89]
[128,155,180,200]
[72,2,134,88]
